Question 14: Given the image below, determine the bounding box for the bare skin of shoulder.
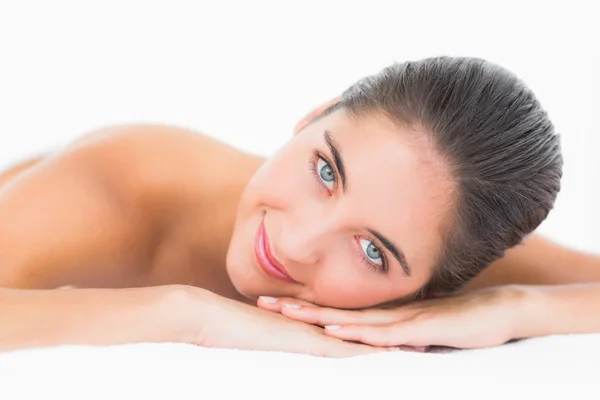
[0,124,261,303]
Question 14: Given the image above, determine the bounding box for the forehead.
[309,110,455,279]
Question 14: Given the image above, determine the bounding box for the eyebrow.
[368,229,412,276]
[324,130,347,192]
[323,130,411,277]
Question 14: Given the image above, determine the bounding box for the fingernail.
[325,325,341,330]
[387,347,402,352]
[259,296,278,304]
[284,303,301,310]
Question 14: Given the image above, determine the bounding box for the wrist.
[155,284,214,344]
[512,283,600,339]
[146,285,198,343]
[504,284,551,340]
[486,284,536,341]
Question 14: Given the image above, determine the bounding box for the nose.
[275,214,336,267]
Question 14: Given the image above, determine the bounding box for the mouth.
[254,218,297,283]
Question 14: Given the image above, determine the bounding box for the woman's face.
[226,106,454,309]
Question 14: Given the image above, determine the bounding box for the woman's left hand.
[257,286,529,350]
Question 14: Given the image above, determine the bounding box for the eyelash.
[308,150,336,194]
[308,149,389,275]
[355,236,389,275]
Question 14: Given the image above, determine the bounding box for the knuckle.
[390,308,407,320]
[411,311,431,323]
[306,309,327,325]
[279,297,295,304]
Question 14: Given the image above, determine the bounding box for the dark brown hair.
[323,56,563,296]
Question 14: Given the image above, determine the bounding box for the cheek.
[310,261,395,309]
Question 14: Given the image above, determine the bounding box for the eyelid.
[311,150,338,192]
[316,150,337,175]
[355,235,389,275]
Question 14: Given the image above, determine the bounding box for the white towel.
[1,334,599,400]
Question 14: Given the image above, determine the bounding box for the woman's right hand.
[175,286,384,358]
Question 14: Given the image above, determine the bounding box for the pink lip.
[254,219,297,283]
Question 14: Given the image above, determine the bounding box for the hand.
[257,286,527,350]
[177,286,386,357]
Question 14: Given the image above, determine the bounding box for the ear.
[293,97,341,135]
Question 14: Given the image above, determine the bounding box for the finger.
[318,341,427,358]
[257,296,316,313]
[394,345,430,353]
[323,343,380,358]
[280,304,405,326]
[323,322,428,348]
[315,340,387,358]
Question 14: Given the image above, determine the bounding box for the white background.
[0,0,598,252]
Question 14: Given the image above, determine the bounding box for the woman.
[0,56,598,356]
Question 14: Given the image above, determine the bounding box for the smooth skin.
[0,99,599,355]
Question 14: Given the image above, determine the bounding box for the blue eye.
[316,157,335,190]
[358,238,383,267]
[309,151,337,194]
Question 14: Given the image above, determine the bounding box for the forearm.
[465,234,600,291]
[0,285,190,351]
[516,283,600,339]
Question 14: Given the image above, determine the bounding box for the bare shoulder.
[55,124,242,207]
[0,123,237,288]
[2,124,248,201]
[68,123,232,185]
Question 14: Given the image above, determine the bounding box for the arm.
[259,282,600,350]
[0,284,379,356]
[0,285,191,351]
[463,234,600,291]
[516,282,600,339]
[463,234,600,337]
